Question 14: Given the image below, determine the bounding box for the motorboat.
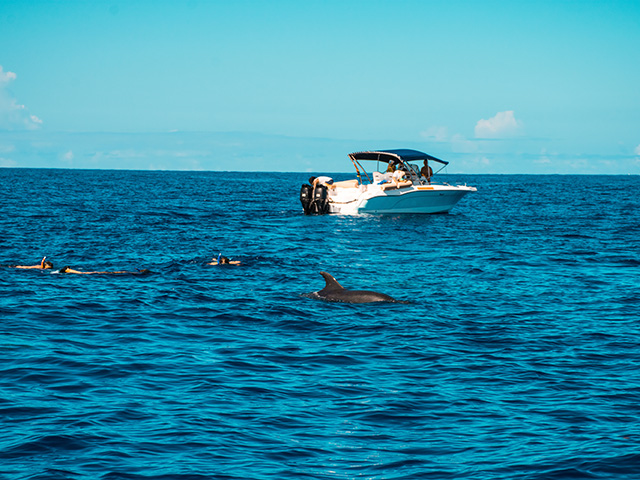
[300,149,476,215]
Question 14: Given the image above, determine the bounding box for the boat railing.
[349,157,372,185]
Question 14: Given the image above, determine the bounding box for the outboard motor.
[300,183,313,214]
[312,184,329,214]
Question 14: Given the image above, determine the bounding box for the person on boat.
[59,266,151,275]
[386,160,397,173]
[11,256,54,269]
[420,160,433,184]
[208,254,242,266]
[309,176,335,189]
[392,169,412,187]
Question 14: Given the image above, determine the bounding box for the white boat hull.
[327,184,476,215]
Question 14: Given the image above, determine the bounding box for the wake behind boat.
[300,149,476,215]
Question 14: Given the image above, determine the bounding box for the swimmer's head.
[43,261,54,269]
[220,256,230,264]
[59,266,70,273]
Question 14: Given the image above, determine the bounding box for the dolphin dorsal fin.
[319,271,344,292]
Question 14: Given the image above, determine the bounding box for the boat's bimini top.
[349,149,448,165]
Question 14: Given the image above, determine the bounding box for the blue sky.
[1,0,639,173]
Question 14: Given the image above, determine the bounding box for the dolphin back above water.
[306,271,404,304]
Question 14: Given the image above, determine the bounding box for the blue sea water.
[1,168,640,480]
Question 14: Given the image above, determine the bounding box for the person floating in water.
[11,256,54,269]
[59,266,151,275]
[208,253,242,266]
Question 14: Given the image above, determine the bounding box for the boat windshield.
[351,160,436,185]
[348,149,447,185]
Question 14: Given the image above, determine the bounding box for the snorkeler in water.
[11,256,54,269]
[58,266,151,275]
[208,253,242,266]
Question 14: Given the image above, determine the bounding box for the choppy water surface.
[1,169,639,480]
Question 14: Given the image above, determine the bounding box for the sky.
[1,0,639,173]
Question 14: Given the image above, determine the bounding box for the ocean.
[1,169,639,479]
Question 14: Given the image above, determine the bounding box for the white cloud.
[475,110,522,138]
[420,126,449,142]
[634,144,640,156]
[534,148,552,165]
[0,66,17,86]
[0,65,42,130]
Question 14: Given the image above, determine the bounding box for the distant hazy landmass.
[0,130,637,174]
[0,130,362,172]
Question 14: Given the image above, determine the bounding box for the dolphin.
[306,271,404,304]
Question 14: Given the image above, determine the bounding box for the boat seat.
[333,179,359,188]
[380,180,412,190]
[373,171,393,184]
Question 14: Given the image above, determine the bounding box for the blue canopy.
[349,149,448,165]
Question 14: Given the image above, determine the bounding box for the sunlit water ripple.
[1,169,639,479]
